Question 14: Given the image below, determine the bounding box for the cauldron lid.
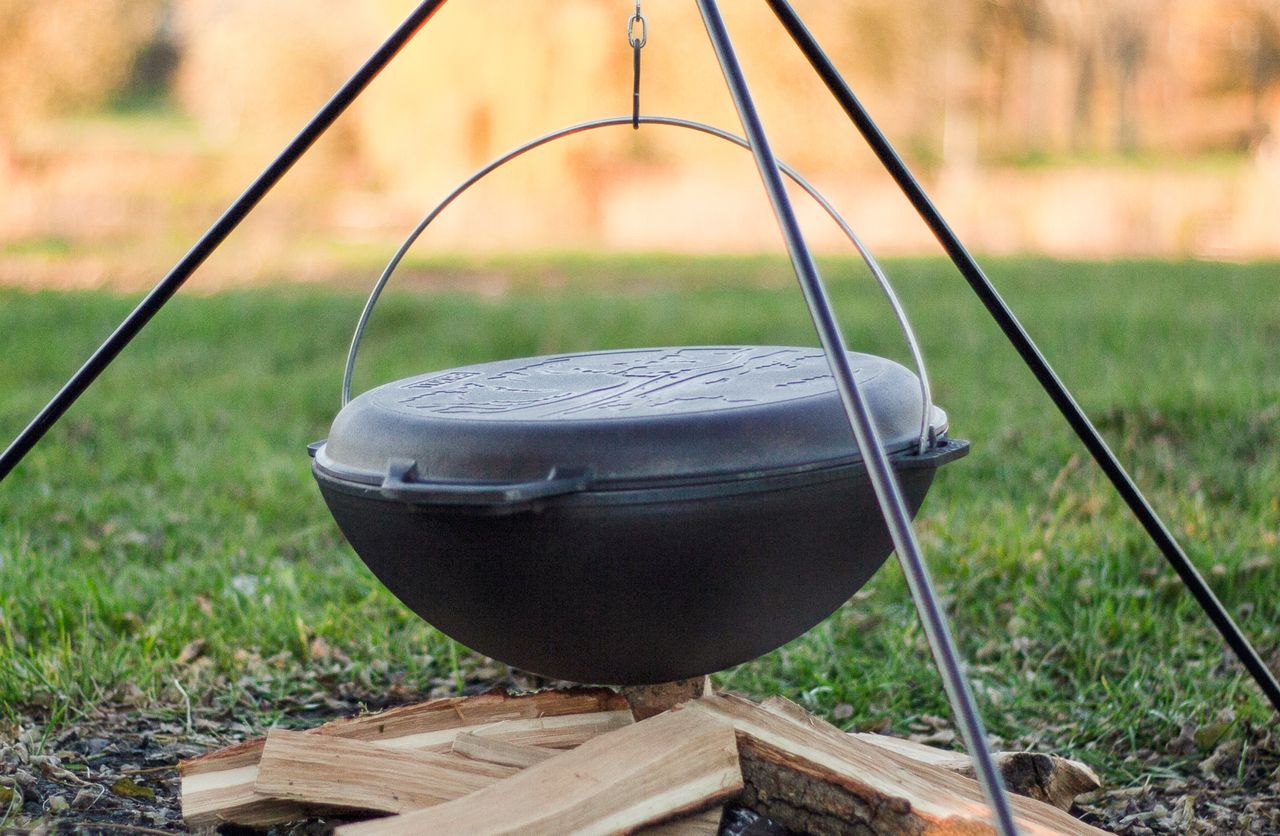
[315,345,947,489]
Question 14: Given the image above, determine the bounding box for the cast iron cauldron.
[311,345,967,684]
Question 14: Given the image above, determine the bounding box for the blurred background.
[2,0,1279,290]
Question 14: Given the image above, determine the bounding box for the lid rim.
[312,429,951,493]
[322,346,943,486]
[313,437,969,513]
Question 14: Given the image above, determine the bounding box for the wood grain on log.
[622,677,714,720]
[640,806,726,835]
[177,737,307,829]
[851,732,1100,812]
[315,687,628,751]
[180,688,627,828]
[683,694,1104,835]
[465,710,634,750]
[253,729,516,815]
[451,733,559,769]
[334,709,743,836]
[763,697,1100,811]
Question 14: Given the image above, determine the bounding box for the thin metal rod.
[766,0,1280,717]
[694,2,1019,833]
[0,0,451,484]
[342,114,933,456]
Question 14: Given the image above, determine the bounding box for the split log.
[180,688,626,829]
[177,737,306,829]
[465,710,634,750]
[253,729,517,815]
[335,708,743,836]
[851,732,1100,812]
[682,693,1104,835]
[186,687,1104,834]
[317,687,628,751]
[760,697,1099,812]
[622,676,713,720]
[451,728,726,832]
[451,733,558,769]
[639,807,725,835]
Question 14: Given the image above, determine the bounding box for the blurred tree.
[1052,0,1103,153]
[979,0,1059,154]
[3,0,1277,258]
[172,0,378,150]
[169,0,383,224]
[1101,0,1156,153]
[0,0,167,129]
[1222,0,1280,148]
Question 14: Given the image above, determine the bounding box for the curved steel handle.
[343,115,935,453]
[380,459,593,507]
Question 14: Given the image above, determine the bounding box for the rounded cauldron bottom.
[315,456,948,685]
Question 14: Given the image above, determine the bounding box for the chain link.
[627,2,647,48]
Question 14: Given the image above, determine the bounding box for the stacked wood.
[681,695,1101,835]
[179,687,627,828]
[254,730,517,815]
[850,731,1100,813]
[180,686,1104,835]
[337,709,743,835]
[620,676,714,720]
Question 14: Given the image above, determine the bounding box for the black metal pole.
[0,0,451,485]
[695,2,1019,833]
[765,0,1280,717]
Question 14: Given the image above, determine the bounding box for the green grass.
[2,255,1279,787]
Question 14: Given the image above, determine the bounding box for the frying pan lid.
[316,345,948,488]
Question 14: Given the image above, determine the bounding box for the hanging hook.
[628,2,647,129]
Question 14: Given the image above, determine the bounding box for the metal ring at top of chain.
[628,9,648,48]
[341,115,936,454]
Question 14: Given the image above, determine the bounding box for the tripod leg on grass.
[764,0,1280,717]
[696,2,1020,832]
[0,0,452,484]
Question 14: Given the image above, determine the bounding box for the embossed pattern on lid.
[317,346,946,488]
[389,346,880,420]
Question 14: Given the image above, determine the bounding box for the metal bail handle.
[341,115,937,453]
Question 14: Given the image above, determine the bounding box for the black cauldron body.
[312,346,967,684]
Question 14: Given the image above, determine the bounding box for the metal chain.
[628,2,647,129]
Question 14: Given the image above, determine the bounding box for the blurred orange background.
[2,0,1279,289]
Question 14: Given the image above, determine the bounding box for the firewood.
[334,709,743,836]
[252,729,517,815]
[851,732,1100,812]
[180,688,627,829]
[465,710,634,749]
[178,737,307,829]
[758,697,1098,813]
[316,687,628,751]
[451,732,559,768]
[682,693,1104,835]
[760,697,1100,812]
[639,806,725,835]
[622,676,713,720]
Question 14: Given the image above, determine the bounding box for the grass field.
[2,254,1279,791]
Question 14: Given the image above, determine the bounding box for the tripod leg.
[765,0,1280,716]
[0,0,452,484]
[695,2,1019,833]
